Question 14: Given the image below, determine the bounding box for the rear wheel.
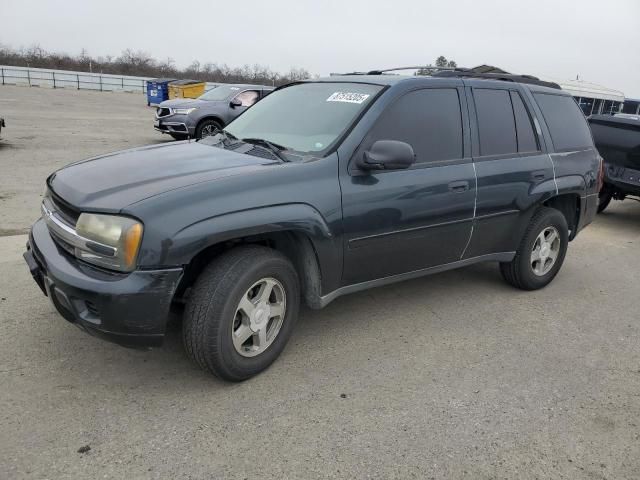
[195,119,222,139]
[183,246,300,381]
[500,207,568,290]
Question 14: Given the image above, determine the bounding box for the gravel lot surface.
[1,84,639,479]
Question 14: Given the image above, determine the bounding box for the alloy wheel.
[231,278,286,357]
[530,226,561,276]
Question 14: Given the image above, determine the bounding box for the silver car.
[154,84,274,140]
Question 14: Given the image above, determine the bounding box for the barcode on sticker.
[326,92,370,104]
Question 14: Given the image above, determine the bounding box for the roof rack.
[432,70,561,89]
[340,66,457,75]
[339,65,561,90]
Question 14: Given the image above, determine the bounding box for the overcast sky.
[1,0,639,97]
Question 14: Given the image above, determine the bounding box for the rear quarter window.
[534,93,594,151]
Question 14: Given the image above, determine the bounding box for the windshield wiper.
[241,137,290,162]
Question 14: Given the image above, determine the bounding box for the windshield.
[224,82,382,155]
[198,85,245,101]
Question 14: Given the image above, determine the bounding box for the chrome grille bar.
[41,200,117,258]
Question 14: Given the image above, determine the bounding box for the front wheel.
[183,246,300,381]
[500,207,568,290]
[195,119,222,139]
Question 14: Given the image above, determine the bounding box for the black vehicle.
[588,114,640,212]
[24,72,601,381]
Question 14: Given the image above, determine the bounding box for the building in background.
[621,98,640,115]
[441,67,627,117]
[547,78,625,116]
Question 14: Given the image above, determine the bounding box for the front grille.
[49,191,79,226]
[157,108,171,117]
[49,229,75,256]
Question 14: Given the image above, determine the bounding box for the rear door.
[340,85,476,285]
[463,83,555,258]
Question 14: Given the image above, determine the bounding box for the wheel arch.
[174,230,324,310]
[171,205,335,309]
[543,193,581,240]
[195,115,225,132]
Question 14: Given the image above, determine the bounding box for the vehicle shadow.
[595,199,640,230]
[30,260,507,391]
[151,262,506,383]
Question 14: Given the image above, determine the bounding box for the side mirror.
[358,140,416,171]
[230,98,242,108]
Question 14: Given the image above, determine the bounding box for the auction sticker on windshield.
[326,92,371,104]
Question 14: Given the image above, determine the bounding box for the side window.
[510,91,539,153]
[363,88,463,165]
[235,90,260,107]
[534,93,593,151]
[473,89,517,156]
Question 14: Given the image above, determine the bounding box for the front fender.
[170,203,333,262]
[138,203,341,293]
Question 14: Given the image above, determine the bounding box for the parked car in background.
[589,114,640,212]
[154,84,274,140]
[25,72,600,381]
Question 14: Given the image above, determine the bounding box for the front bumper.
[24,218,183,348]
[154,114,195,137]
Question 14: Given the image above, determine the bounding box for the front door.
[231,90,260,116]
[340,87,476,285]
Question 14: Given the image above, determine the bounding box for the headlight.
[75,213,143,272]
[173,107,197,115]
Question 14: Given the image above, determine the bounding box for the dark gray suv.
[154,84,274,139]
[25,72,601,381]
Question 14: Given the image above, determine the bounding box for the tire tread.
[183,246,297,380]
[500,207,567,290]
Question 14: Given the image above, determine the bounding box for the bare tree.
[0,44,313,85]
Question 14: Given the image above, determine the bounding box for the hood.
[158,98,205,109]
[49,142,278,211]
[158,98,221,109]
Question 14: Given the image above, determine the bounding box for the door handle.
[448,180,470,193]
[531,170,546,181]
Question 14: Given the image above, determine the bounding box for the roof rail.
[366,66,458,75]
[339,66,459,75]
[432,70,561,89]
[338,65,561,89]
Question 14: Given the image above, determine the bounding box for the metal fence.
[0,65,150,93]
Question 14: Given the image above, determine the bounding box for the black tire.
[597,189,613,214]
[195,119,222,139]
[500,207,569,290]
[183,246,300,381]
